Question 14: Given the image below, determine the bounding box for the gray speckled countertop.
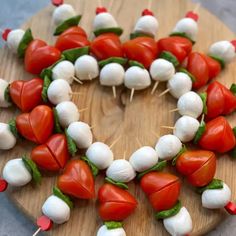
[0,0,236,235]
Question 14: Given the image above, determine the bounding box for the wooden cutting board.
[0,0,236,235]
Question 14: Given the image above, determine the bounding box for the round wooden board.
[1,0,236,235]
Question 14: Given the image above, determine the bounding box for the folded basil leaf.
[62,46,89,63]
[178,68,196,82]
[155,201,181,219]
[53,187,74,209]
[197,179,223,194]
[105,177,128,190]
[128,60,145,69]
[130,32,154,39]
[65,128,77,156]
[105,221,123,230]
[170,32,195,44]
[41,75,51,103]
[94,27,123,37]
[17,28,34,58]
[159,51,179,67]
[98,57,127,68]
[81,156,99,177]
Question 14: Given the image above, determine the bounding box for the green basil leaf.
[128,60,145,69]
[4,84,11,103]
[178,68,196,82]
[209,55,225,69]
[197,179,223,194]
[105,221,123,230]
[22,155,42,184]
[62,46,89,63]
[105,177,128,190]
[155,201,181,220]
[159,51,179,67]
[81,156,99,177]
[53,108,63,134]
[170,32,195,44]
[94,27,123,37]
[233,127,236,137]
[53,187,74,209]
[65,128,77,156]
[17,28,34,58]
[230,84,236,96]
[8,119,19,138]
[230,147,236,159]
[137,161,167,180]
[54,15,82,36]
[172,145,187,166]
[98,57,128,68]
[199,92,208,115]
[130,32,154,39]
[193,119,206,144]
[41,75,51,103]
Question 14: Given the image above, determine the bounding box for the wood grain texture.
[0,0,236,235]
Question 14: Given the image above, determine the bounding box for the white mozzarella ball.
[177,91,203,118]
[75,55,99,81]
[124,66,151,90]
[129,146,158,172]
[97,225,126,236]
[172,18,198,41]
[2,158,32,187]
[202,183,231,209]
[209,41,236,64]
[56,101,79,128]
[150,59,175,82]
[67,121,92,149]
[0,123,16,150]
[42,195,70,224]
[0,79,11,108]
[93,12,118,31]
[167,72,192,99]
[155,135,182,161]
[52,61,75,85]
[47,79,72,105]
[86,142,114,170]
[134,15,159,37]
[163,207,192,236]
[174,116,200,143]
[7,29,25,53]
[100,63,125,86]
[106,159,136,183]
[52,4,76,26]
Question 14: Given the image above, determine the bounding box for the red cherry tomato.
[9,78,43,112]
[90,33,123,60]
[16,105,54,144]
[31,134,69,171]
[187,52,209,89]
[157,36,192,64]
[140,172,180,211]
[199,116,236,153]
[176,150,216,187]
[58,160,95,199]
[206,81,236,119]
[98,183,137,221]
[55,26,90,52]
[123,37,158,68]
[201,54,221,79]
[25,39,61,75]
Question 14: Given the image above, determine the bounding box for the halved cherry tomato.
[16,105,54,144]
[9,78,43,112]
[199,116,236,153]
[98,183,137,221]
[140,172,180,211]
[25,39,61,75]
[123,37,158,68]
[206,81,236,119]
[157,36,192,64]
[31,134,69,171]
[201,54,221,79]
[55,26,90,52]
[58,160,95,199]
[176,150,216,187]
[90,33,123,60]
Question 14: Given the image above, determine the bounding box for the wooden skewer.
[72,76,83,85]
[147,0,153,10]
[97,0,102,7]
[123,150,127,160]
[79,107,89,113]
[159,88,170,97]
[112,86,116,98]
[200,113,205,124]
[161,126,175,130]
[130,88,135,102]
[88,74,93,80]
[193,3,201,14]
[32,228,41,236]
[109,135,121,149]
[136,137,142,148]
[151,81,159,95]
[169,108,179,113]
[108,0,114,11]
